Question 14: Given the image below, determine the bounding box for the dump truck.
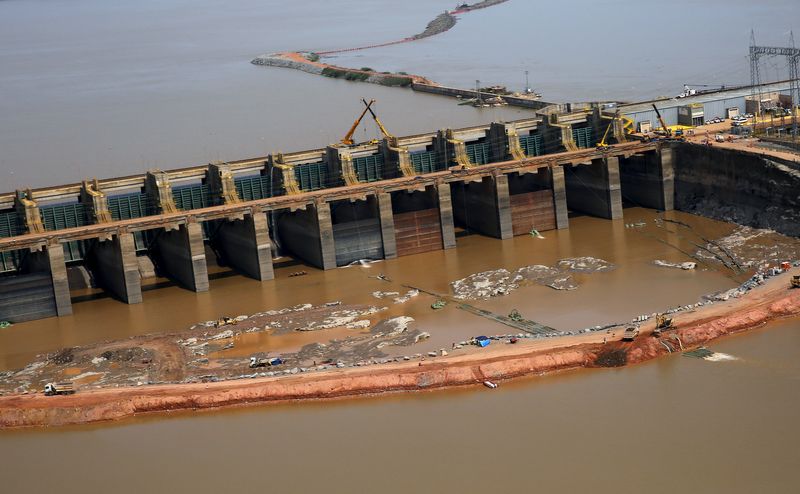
[44,382,75,396]
[622,325,640,341]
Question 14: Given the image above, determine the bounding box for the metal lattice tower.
[750,30,763,114]
[749,31,800,139]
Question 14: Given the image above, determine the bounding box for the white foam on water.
[703,352,738,362]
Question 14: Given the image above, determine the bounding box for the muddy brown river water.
[0,208,743,372]
[2,0,799,490]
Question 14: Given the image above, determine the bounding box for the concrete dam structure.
[1,109,684,323]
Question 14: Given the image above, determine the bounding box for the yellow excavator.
[340,99,394,146]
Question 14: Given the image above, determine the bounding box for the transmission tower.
[749,31,800,139]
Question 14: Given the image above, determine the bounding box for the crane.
[651,104,672,137]
[362,98,394,140]
[596,111,618,149]
[341,99,376,146]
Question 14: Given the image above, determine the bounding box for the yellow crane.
[361,98,394,140]
[341,99,376,146]
[596,111,618,149]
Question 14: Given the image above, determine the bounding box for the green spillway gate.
[0,211,22,272]
[410,151,443,174]
[172,184,211,211]
[352,154,385,182]
[465,142,491,165]
[294,162,329,191]
[519,134,542,157]
[234,175,274,201]
[108,193,151,252]
[39,203,89,262]
[572,127,595,148]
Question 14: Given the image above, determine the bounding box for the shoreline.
[1,268,798,429]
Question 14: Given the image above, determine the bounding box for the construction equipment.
[341,99,376,146]
[791,275,800,289]
[249,356,284,368]
[652,104,672,137]
[596,112,617,149]
[44,382,75,396]
[362,98,393,140]
[656,313,674,330]
[622,325,640,341]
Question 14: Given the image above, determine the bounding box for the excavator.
[340,99,394,146]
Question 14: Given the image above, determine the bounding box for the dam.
[0,107,684,323]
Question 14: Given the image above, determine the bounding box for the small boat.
[483,381,498,389]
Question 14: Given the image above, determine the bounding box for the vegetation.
[321,67,370,81]
[305,52,320,62]
[360,67,374,72]
[381,75,413,87]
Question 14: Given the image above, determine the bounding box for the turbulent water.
[1,1,799,491]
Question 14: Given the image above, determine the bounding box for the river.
[1,0,799,490]
[2,0,798,190]
[1,319,798,493]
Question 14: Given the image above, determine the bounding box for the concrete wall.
[86,233,143,304]
[619,148,674,211]
[564,158,623,220]
[276,203,336,270]
[151,223,209,291]
[214,213,274,281]
[450,175,513,239]
[672,143,800,237]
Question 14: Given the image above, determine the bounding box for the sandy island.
[1,268,798,429]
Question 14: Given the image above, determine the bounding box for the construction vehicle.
[622,325,640,341]
[596,112,617,150]
[361,98,394,140]
[341,99,376,146]
[44,382,75,396]
[653,313,673,337]
[651,104,676,139]
[214,316,237,328]
[249,356,284,368]
[791,275,800,289]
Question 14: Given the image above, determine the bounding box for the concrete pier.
[451,175,513,239]
[619,148,675,211]
[277,203,337,270]
[377,192,398,259]
[151,222,209,291]
[437,184,457,248]
[86,233,143,303]
[564,157,623,219]
[0,243,73,323]
[214,212,274,281]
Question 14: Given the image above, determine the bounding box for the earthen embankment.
[1,269,798,429]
